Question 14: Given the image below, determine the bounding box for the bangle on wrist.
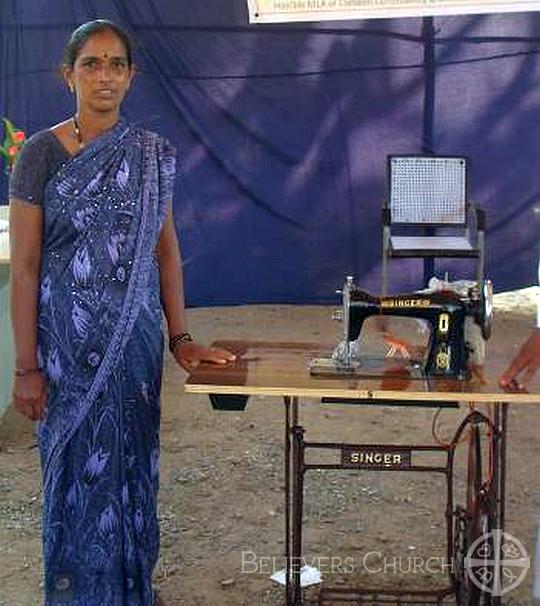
[15,368,41,377]
[168,332,193,354]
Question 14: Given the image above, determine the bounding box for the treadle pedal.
[304,585,455,605]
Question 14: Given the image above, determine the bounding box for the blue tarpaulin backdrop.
[1,1,539,305]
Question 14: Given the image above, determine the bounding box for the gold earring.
[68,83,74,94]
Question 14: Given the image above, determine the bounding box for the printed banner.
[247,0,540,23]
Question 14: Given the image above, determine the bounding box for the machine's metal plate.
[309,355,426,380]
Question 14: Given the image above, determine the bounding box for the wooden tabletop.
[185,340,540,404]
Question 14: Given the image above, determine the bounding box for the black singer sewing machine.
[310,276,493,381]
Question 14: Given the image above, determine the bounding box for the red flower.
[7,146,18,157]
[12,131,25,143]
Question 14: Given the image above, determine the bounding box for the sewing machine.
[310,276,493,380]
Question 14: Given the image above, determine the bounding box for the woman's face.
[64,29,135,114]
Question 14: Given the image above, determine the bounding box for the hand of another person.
[12,371,48,421]
[499,328,540,392]
[173,341,236,373]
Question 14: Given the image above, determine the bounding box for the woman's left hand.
[173,341,236,372]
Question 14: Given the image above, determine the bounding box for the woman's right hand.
[13,372,48,421]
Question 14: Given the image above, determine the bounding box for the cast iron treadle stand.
[283,397,506,606]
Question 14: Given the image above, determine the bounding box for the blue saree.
[34,119,175,605]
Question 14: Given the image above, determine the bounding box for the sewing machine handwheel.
[453,504,495,605]
[452,415,497,605]
[479,280,493,341]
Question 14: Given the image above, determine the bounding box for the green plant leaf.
[2,118,15,137]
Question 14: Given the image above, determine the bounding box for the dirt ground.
[0,291,539,606]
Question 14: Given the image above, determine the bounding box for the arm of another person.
[499,260,540,391]
[9,199,48,419]
[499,327,540,391]
[157,205,235,372]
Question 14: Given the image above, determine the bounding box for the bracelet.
[15,368,41,377]
[168,332,193,353]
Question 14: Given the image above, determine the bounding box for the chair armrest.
[468,203,486,232]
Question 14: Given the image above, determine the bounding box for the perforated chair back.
[389,156,467,225]
[382,154,485,295]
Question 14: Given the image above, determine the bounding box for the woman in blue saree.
[9,20,234,606]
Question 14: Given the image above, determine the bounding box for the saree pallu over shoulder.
[37,120,176,495]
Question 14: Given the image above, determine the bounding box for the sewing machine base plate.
[309,355,426,379]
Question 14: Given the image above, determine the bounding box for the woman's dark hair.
[62,20,133,68]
